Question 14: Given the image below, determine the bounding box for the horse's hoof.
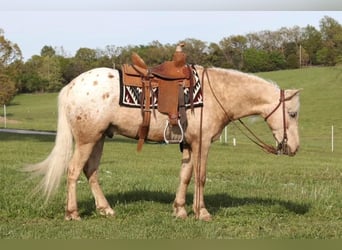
[65,212,81,221]
[98,207,115,217]
[173,207,188,219]
[197,208,212,222]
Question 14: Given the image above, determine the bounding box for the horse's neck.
[236,83,277,119]
[208,68,279,120]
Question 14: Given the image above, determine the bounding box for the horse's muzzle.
[277,140,298,156]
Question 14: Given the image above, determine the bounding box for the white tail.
[25,88,73,200]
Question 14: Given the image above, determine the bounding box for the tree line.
[1,16,342,105]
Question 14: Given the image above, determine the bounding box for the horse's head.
[265,89,301,156]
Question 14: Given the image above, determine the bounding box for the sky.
[1,1,342,60]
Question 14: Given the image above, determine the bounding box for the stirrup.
[163,119,184,144]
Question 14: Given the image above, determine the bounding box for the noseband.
[264,89,288,154]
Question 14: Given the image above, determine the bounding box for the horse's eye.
[289,112,297,118]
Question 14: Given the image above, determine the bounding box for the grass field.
[0,66,341,239]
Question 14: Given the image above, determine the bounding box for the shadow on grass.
[106,137,165,145]
[78,190,310,218]
[0,131,139,144]
[0,132,56,142]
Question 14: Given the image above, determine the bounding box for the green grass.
[1,93,58,131]
[0,66,341,239]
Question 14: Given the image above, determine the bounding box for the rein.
[194,69,206,219]
[236,90,288,155]
[205,68,289,155]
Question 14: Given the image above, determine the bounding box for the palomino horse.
[27,66,301,221]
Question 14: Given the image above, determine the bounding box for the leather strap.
[188,65,195,112]
[137,79,152,152]
[178,84,187,132]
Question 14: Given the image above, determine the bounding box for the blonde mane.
[210,67,280,90]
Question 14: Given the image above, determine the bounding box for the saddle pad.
[119,65,203,109]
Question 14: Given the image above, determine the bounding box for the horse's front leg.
[173,145,193,219]
[192,141,212,221]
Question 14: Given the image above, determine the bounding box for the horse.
[26,65,301,221]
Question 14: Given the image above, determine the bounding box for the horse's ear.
[285,89,302,100]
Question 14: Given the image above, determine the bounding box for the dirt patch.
[0,116,21,124]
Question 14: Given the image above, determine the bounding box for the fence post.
[224,126,228,144]
[3,104,6,128]
[220,126,228,144]
[331,125,334,152]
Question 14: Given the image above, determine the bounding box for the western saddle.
[121,43,195,151]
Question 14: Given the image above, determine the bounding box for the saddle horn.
[173,43,186,67]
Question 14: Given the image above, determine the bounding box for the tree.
[39,55,63,91]
[284,42,300,69]
[318,16,342,65]
[206,42,229,68]
[18,55,47,92]
[40,45,56,57]
[0,29,22,102]
[257,30,278,52]
[246,32,263,50]
[299,45,310,67]
[219,35,247,70]
[268,50,287,70]
[75,47,97,63]
[17,49,63,93]
[0,29,23,67]
[72,47,98,75]
[302,25,323,65]
[130,41,174,66]
[181,38,209,65]
[0,74,16,105]
[243,48,270,72]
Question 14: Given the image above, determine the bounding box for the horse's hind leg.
[65,142,96,221]
[83,136,114,217]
